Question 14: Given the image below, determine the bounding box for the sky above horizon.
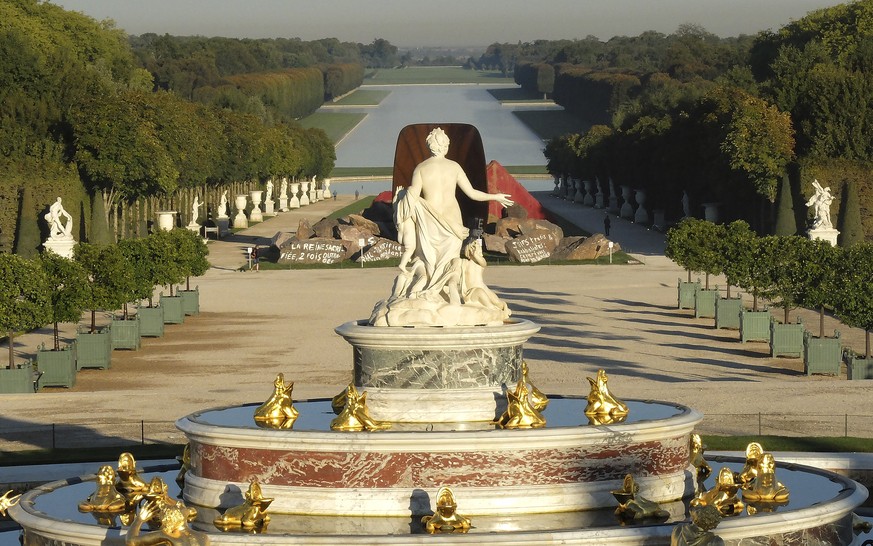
[51,0,844,48]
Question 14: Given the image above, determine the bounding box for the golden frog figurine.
[0,490,22,517]
[330,383,391,431]
[213,478,273,531]
[611,474,670,522]
[743,453,789,505]
[584,369,628,424]
[79,465,128,514]
[496,375,546,429]
[144,477,197,523]
[690,433,712,482]
[176,443,191,488]
[521,360,548,411]
[671,504,724,546]
[421,486,471,534]
[734,441,764,489]
[253,373,299,429]
[116,452,150,504]
[691,467,744,516]
[126,501,208,546]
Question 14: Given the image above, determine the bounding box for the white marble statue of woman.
[218,190,229,219]
[805,179,834,230]
[266,180,274,202]
[191,196,202,224]
[370,127,513,327]
[45,197,74,240]
[280,178,288,200]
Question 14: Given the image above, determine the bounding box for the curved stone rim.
[334,318,541,349]
[9,459,867,546]
[176,400,703,452]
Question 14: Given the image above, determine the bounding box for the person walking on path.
[250,246,260,272]
[603,213,611,236]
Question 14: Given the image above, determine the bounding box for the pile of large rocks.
[271,200,620,266]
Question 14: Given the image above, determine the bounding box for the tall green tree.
[773,174,797,235]
[838,179,864,247]
[834,242,873,357]
[665,218,725,288]
[720,220,757,298]
[795,238,839,337]
[74,243,135,332]
[0,253,50,368]
[757,235,809,324]
[38,251,89,350]
[13,187,40,258]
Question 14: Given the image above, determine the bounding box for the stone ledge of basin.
[175,405,703,452]
[711,451,873,472]
[184,471,691,516]
[333,318,541,348]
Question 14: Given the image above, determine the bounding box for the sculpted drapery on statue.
[370,126,513,327]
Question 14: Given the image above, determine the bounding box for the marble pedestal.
[264,200,276,216]
[334,319,540,423]
[279,197,288,212]
[215,218,230,236]
[43,238,75,259]
[809,227,839,246]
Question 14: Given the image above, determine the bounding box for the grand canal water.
[332,84,553,168]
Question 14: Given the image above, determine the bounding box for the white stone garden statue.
[369,127,514,328]
[45,197,74,241]
[805,179,834,230]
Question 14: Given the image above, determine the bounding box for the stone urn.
[620,185,634,219]
[582,180,595,206]
[300,181,311,206]
[233,194,248,229]
[633,189,649,224]
[156,211,177,231]
[322,178,332,200]
[289,182,301,209]
[250,190,264,222]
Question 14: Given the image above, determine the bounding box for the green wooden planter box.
[740,310,771,343]
[0,361,38,393]
[137,306,165,337]
[678,279,700,310]
[111,316,141,350]
[180,287,200,316]
[76,326,112,370]
[770,317,803,358]
[694,288,718,319]
[847,354,873,380]
[715,296,742,330]
[160,295,185,324]
[36,342,77,387]
[803,331,842,376]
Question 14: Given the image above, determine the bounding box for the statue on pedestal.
[370,127,513,328]
[45,197,74,240]
[805,179,834,230]
[218,191,229,219]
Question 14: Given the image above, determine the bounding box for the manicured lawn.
[364,66,515,85]
[331,90,390,106]
[297,112,366,144]
[513,109,592,141]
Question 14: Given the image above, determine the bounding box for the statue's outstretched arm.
[455,166,514,208]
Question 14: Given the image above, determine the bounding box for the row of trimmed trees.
[1,229,208,369]
[665,218,872,357]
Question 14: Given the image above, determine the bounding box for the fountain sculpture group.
[6,126,868,546]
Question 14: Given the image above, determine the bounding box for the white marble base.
[289,196,300,209]
[232,212,248,229]
[42,238,75,259]
[279,197,289,212]
[186,223,199,233]
[250,207,264,223]
[809,227,839,246]
[300,194,310,206]
[264,200,275,216]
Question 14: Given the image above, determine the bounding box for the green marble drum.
[334,318,540,423]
